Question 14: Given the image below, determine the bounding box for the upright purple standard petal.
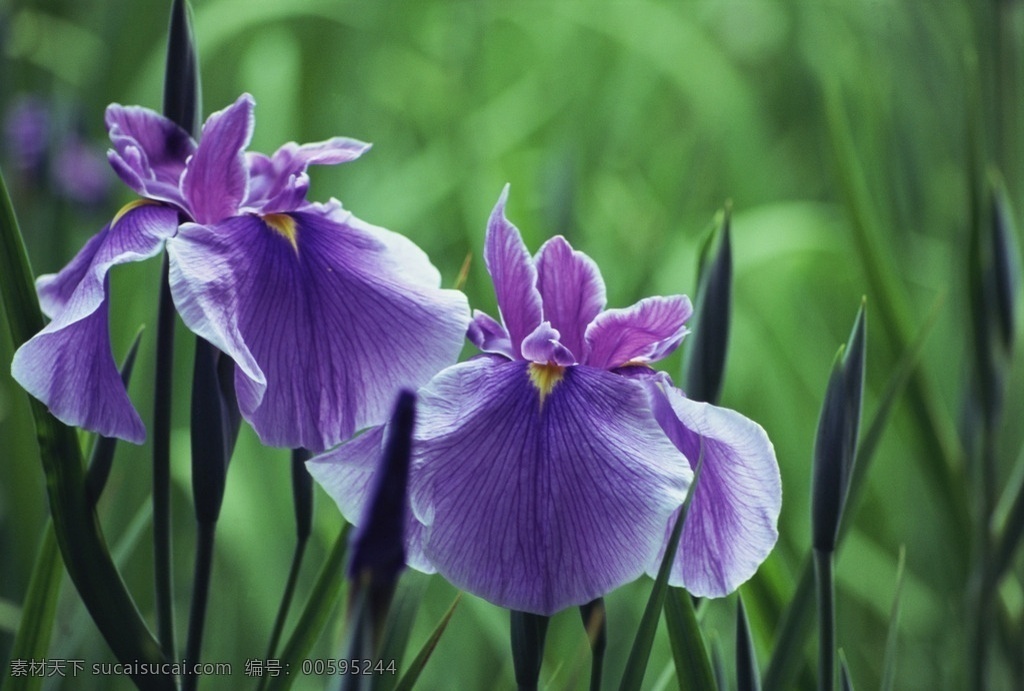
[535,236,606,361]
[647,383,780,597]
[11,204,180,443]
[584,295,693,369]
[484,186,543,358]
[410,358,691,615]
[245,138,371,213]
[167,206,469,452]
[105,104,194,206]
[181,94,255,224]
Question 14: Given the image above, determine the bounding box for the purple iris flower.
[11,94,470,452]
[308,186,781,615]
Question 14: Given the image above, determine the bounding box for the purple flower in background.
[309,186,781,615]
[4,95,50,176]
[11,94,470,451]
[53,135,112,204]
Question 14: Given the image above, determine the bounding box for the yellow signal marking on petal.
[528,362,566,406]
[111,199,159,228]
[263,213,299,254]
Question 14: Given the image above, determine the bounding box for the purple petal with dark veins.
[167,206,469,452]
[467,310,514,359]
[410,358,690,615]
[535,235,606,360]
[306,425,434,573]
[484,186,543,359]
[646,382,780,597]
[584,295,692,369]
[11,204,180,443]
[105,104,194,206]
[181,94,254,224]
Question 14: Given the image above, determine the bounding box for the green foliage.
[2,1,1023,689]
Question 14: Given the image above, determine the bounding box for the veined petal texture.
[11,204,180,443]
[105,104,194,206]
[410,357,691,615]
[484,186,543,358]
[167,206,469,452]
[647,382,781,597]
[181,93,254,224]
[584,295,692,369]
[535,235,606,361]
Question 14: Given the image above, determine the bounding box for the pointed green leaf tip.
[812,302,866,552]
[684,204,733,405]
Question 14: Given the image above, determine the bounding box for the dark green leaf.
[736,594,761,691]
[264,523,352,691]
[880,547,906,691]
[684,206,732,406]
[619,440,704,691]
[664,586,717,691]
[511,610,550,690]
[0,169,172,688]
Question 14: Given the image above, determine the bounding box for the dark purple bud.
[811,302,866,553]
[190,337,241,525]
[163,0,201,135]
[684,206,732,405]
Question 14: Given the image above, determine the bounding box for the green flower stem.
[152,254,177,661]
[813,549,835,691]
[183,520,216,691]
[265,452,313,661]
[0,169,173,688]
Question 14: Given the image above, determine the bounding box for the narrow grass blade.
[579,598,607,691]
[375,571,431,691]
[880,547,906,691]
[263,522,352,691]
[0,169,172,687]
[2,525,60,691]
[991,443,1024,581]
[265,450,315,660]
[736,595,761,691]
[619,441,705,691]
[663,586,717,691]
[392,594,461,691]
[0,599,19,634]
[813,549,835,691]
[839,652,854,691]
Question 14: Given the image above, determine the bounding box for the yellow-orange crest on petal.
[263,213,299,254]
[528,362,566,406]
[111,199,160,228]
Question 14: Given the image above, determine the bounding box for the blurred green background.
[1,0,1023,689]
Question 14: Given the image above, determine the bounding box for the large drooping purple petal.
[584,295,693,369]
[535,236,606,361]
[11,204,180,443]
[306,425,434,573]
[484,186,543,358]
[245,138,371,213]
[181,94,254,224]
[167,206,469,452]
[409,357,691,615]
[105,104,194,206]
[647,382,780,597]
